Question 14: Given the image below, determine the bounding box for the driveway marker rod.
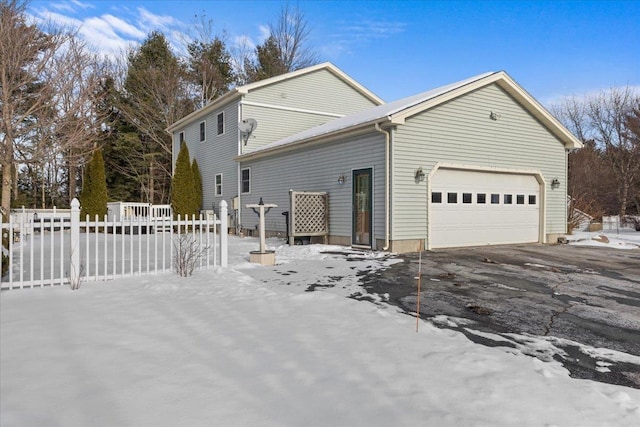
[415,250,422,332]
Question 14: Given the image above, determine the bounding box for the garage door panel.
[430,169,540,248]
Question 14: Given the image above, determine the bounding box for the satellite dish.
[238,118,258,145]
[238,118,257,134]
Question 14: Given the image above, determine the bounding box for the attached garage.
[233,69,583,253]
[429,168,542,248]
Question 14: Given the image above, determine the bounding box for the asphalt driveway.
[357,243,640,389]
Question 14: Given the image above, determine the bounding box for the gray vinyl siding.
[239,132,386,243]
[246,69,379,115]
[172,102,238,211]
[240,104,340,153]
[392,83,567,240]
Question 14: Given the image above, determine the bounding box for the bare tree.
[0,0,70,215]
[42,36,111,204]
[269,4,318,72]
[243,4,319,83]
[586,88,640,218]
[625,104,640,214]
[553,87,640,218]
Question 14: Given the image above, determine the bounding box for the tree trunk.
[68,161,77,204]
[1,158,12,218]
[149,162,154,204]
[620,181,629,219]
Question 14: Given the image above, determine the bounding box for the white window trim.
[217,112,225,136]
[241,167,251,194]
[215,173,223,196]
[199,121,206,143]
[179,131,185,143]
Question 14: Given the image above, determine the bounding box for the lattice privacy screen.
[290,191,328,239]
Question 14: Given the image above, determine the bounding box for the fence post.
[220,200,228,268]
[70,198,80,289]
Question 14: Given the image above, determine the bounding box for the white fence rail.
[603,215,640,232]
[1,199,228,290]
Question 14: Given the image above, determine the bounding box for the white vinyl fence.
[1,199,228,290]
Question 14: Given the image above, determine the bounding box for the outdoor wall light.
[414,167,425,182]
[551,178,560,188]
[337,174,346,185]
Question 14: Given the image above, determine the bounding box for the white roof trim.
[167,62,383,133]
[238,72,497,160]
[238,71,582,161]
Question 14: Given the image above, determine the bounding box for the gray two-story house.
[167,62,382,231]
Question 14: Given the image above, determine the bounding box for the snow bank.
[568,229,640,250]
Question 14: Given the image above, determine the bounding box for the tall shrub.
[80,149,108,219]
[192,159,202,213]
[171,142,196,218]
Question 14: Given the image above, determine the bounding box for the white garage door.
[430,169,540,248]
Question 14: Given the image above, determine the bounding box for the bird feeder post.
[246,198,277,266]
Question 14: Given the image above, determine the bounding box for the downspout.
[375,122,390,251]
[237,101,243,234]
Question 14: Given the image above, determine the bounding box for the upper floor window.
[179,131,185,144]
[215,174,222,196]
[217,112,224,135]
[241,167,250,194]
[199,121,206,142]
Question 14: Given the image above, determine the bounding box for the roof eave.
[236,118,392,162]
[166,88,245,134]
[493,74,583,149]
[389,71,583,149]
[236,62,384,105]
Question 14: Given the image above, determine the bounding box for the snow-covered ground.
[568,228,640,250]
[2,236,639,426]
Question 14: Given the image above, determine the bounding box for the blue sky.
[28,0,640,106]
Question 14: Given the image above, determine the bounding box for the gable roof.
[166,62,384,133]
[237,71,583,161]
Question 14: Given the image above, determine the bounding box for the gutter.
[374,122,390,251]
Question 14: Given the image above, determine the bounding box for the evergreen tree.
[80,149,108,219]
[187,37,235,106]
[171,142,196,218]
[119,31,195,204]
[191,159,203,214]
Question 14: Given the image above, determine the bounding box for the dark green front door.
[352,168,372,247]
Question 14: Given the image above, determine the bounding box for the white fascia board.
[166,89,243,133]
[240,100,345,118]
[238,62,385,106]
[493,73,583,149]
[390,71,582,149]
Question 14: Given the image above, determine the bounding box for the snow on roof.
[245,71,497,156]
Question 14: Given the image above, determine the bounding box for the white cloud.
[342,19,407,40]
[258,24,270,43]
[102,14,146,39]
[34,10,83,29]
[136,7,178,32]
[28,3,194,60]
[322,18,407,59]
[49,0,93,13]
